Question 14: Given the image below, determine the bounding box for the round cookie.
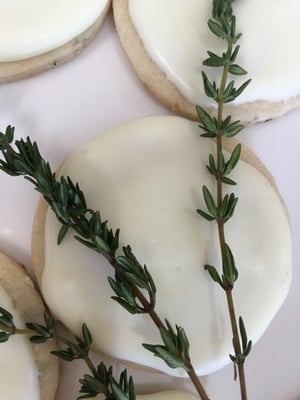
[32,116,291,377]
[0,0,111,82]
[113,0,300,124]
[133,392,199,400]
[0,252,58,400]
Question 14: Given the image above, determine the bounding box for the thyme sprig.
[196,1,252,399]
[0,308,135,400]
[0,126,210,400]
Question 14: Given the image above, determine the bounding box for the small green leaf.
[82,323,92,347]
[229,64,247,76]
[239,317,252,358]
[0,332,10,342]
[203,55,228,68]
[222,244,238,286]
[29,335,49,344]
[196,106,218,136]
[221,176,237,185]
[57,224,69,245]
[111,297,139,315]
[0,306,14,327]
[159,327,176,354]
[223,121,244,138]
[224,193,238,221]
[245,340,252,357]
[218,151,226,174]
[51,350,74,362]
[202,72,218,101]
[220,194,229,218]
[156,346,188,370]
[223,80,235,100]
[196,208,215,221]
[230,45,240,63]
[26,322,51,337]
[94,235,111,254]
[207,153,217,176]
[204,265,223,288]
[122,272,146,289]
[177,327,190,357]
[208,19,228,39]
[79,374,106,394]
[234,79,252,98]
[111,382,131,400]
[202,185,217,218]
[225,143,241,174]
[233,362,238,381]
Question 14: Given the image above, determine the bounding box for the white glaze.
[0,0,109,61]
[42,116,291,377]
[0,285,40,399]
[128,0,300,105]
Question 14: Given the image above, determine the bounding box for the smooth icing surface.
[0,285,40,399]
[128,0,300,106]
[42,116,291,377]
[0,0,109,61]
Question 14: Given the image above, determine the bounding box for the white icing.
[0,0,109,61]
[128,0,300,105]
[42,116,291,377]
[0,285,40,399]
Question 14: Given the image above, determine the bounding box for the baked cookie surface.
[113,0,300,124]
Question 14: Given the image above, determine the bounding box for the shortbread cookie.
[132,392,199,400]
[113,0,300,124]
[97,391,199,400]
[32,116,291,377]
[0,252,58,400]
[0,0,111,82]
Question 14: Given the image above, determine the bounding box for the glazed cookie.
[0,0,111,82]
[113,0,300,124]
[0,252,58,400]
[32,116,291,377]
[100,391,199,400]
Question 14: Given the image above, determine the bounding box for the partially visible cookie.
[113,0,300,124]
[0,252,58,400]
[0,0,111,82]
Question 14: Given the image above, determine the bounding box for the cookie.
[0,0,111,82]
[32,116,291,377]
[113,0,300,124]
[0,252,58,400]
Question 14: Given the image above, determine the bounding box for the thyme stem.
[226,290,247,400]
[110,256,210,400]
[56,334,98,376]
[187,363,211,400]
[0,324,35,336]
[215,33,248,400]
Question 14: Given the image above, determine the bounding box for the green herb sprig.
[0,125,210,400]
[0,307,135,400]
[196,1,252,399]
